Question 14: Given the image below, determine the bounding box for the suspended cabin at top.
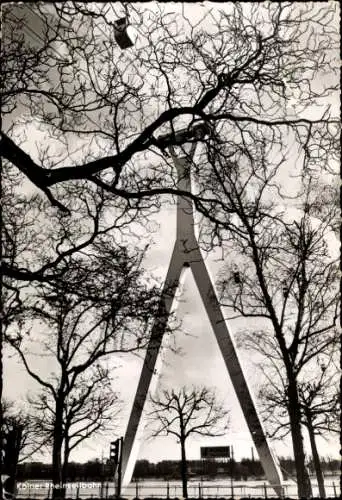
[113,17,133,49]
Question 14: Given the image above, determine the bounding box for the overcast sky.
[3,1,339,472]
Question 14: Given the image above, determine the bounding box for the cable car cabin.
[233,271,241,284]
[156,121,211,148]
[114,18,133,49]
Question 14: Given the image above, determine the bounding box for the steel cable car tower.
[121,122,283,496]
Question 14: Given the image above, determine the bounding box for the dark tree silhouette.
[1,4,339,498]
[242,332,339,499]
[213,169,338,498]
[6,241,162,499]
[298,361,339,499]
[1,400,45,497]
[2,4,338,274]
[149,386,229,498]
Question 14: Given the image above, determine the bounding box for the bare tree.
[1,402,23,498]
[6,240,162,499]
[1,158,159,497]
[28,374,120,491]
[2,4,339,278]
[210,162,339,498]
[298,362,339,499]
[242,332,339,499]
[2,400,48,463]
[1,400,45,498]
[1,4,339,498]
[149,386,229,498]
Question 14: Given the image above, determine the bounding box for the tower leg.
[190,249,283,496]
[121,137,283,497]
[121,247,186,486]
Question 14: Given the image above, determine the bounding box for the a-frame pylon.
[121,128,283,496]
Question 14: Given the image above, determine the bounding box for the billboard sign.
[201,446,231,459]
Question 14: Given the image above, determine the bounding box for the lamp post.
[230,446,234,500]
[110,437,123,499]
[117,437,123,499]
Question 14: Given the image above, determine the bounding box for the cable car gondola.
[114,17,133,49]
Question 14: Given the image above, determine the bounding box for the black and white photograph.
[1,2,340,500]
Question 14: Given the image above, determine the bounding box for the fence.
[126,481,340,499]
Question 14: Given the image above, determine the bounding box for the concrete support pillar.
[121,138,283,496]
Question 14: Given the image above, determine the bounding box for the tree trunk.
[52,399,65,500]
[2,426,22,498]
[287,379,312,499]
[9,426,22,498]
[0,334,3,500]
[180,437,188,498]
[62,437,70,490]
[306,410,326,498]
